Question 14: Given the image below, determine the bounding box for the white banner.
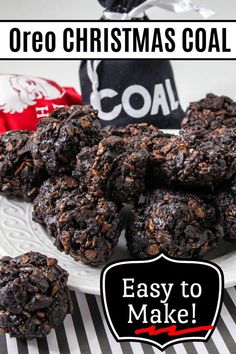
[0,21,235,59]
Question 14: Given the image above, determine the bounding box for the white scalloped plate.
[0,195,236,295]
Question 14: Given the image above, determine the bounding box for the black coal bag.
[80,60,184,129]
[80,0,213,128]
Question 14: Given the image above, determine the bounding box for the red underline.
[135,324,214,337]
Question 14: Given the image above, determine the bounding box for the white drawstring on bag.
[87,60,102,111]
[103,0,215,20]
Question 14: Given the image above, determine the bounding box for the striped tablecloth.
[1,287,236,354]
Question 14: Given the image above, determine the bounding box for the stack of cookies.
[0,95,235,266]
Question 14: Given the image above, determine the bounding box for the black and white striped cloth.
[1,287,236,354]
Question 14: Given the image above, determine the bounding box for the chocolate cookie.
[74,124,172,205]
[88,135,149,205]
[151,127,236,191]
[0,252,72,339]
[33,177,123,266]
[32,105,102,175]
[126,189,220,259]
[49,193,122,266]
[181,93,236,131]
[0,130,47,201]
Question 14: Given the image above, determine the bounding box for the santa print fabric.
[0,74,82,133]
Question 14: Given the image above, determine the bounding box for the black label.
[101,253,224,350]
